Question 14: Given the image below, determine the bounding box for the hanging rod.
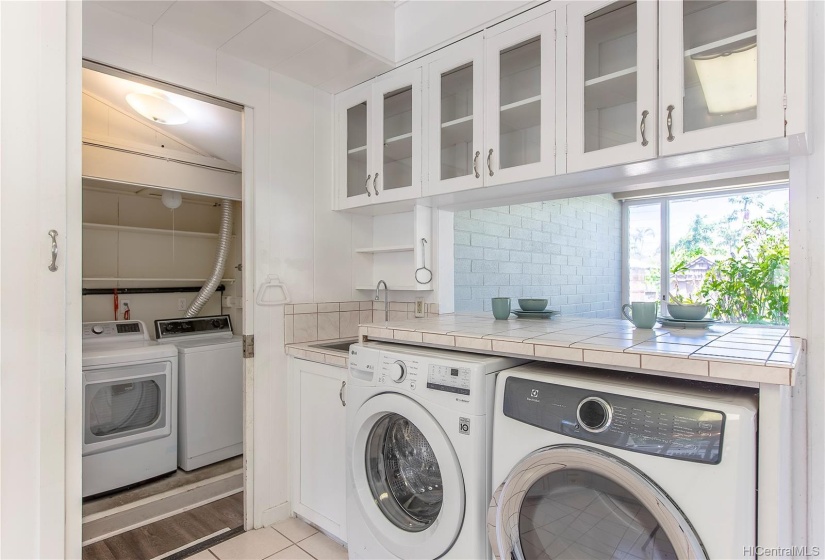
[82,285,227,296]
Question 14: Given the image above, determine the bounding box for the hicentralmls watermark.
[743,546,821,557]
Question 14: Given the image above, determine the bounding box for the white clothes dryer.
[487,362,758,560]
[155,315,243,471]
[346,342,528,560]
[82,320,178,497]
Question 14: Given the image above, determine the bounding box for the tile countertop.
[286,338,354,369]
[358,314,804,386]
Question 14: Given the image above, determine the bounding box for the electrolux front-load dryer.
[347,342,528,560]
[487,362,758,560]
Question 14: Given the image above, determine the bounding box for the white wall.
[82,2,368,530]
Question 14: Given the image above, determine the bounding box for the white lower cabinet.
[289,357,347,541]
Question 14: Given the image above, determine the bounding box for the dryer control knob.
[388,361,407,383]
[91,325,104,335]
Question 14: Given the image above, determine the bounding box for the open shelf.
[354,246,414,254]
[440,115,473,149]
[83,223,228,239]
[684,30,756,58]
[83,277,236,289]
[500,95,541,134]
[355,286,432,292]
[584,67,636,111]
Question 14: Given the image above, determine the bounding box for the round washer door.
[488,445,707,560]
[352,392,465,559]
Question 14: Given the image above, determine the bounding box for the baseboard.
[259,501,291,528]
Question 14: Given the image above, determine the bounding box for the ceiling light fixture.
[692,43,758,114]
[126,92,188,125]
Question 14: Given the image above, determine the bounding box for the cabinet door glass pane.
[584,2,638,153]
[440,63,473,180]
[499,37,541,169]
[346,102,368,198]
[683,0,757,132]
[383,86,413,191]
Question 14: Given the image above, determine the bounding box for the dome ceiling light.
[126,92,188,125]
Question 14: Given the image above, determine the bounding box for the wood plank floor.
[82,492,243,560]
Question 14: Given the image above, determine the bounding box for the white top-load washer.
[347,342,528,560]
[487,362,758,560]
[82,320,178,497]
[155,315,243,471]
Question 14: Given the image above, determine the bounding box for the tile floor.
[191,518,347,560]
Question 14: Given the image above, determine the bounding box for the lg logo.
[458,417,471,435]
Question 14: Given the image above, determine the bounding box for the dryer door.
[351,392,465,558]
[488,445,707,560]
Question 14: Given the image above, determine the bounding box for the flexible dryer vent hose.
[185,198,233,317]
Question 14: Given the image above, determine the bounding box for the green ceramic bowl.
[518,298,548,312]
[667,303,709,321]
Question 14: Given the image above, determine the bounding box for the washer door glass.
[488,446,707,560]
[365,413,443,532]
[519,469,676,559]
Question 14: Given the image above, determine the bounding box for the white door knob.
[388,361,406,383]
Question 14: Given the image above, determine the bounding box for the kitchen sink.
[308,339,357,352]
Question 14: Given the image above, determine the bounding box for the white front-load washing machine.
[347,342,528,560]
[487,362,758,560]
[82,320,178,497]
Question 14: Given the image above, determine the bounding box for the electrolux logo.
[528,388,540,403]
[743,546,820,557]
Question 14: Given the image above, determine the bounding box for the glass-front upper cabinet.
[567,1,658,173]
[371,67,422,203]
[336,83,372,209]
[425,34,484,196]
[659,0,784,156]
[484,12,556,185]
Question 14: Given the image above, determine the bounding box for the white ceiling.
[83,67,243,166]
[94,0,393,93]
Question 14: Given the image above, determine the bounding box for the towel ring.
[415,238,432,285]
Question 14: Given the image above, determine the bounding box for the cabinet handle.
[364,174,372,197]
[48,230,58,272]
[640,110,649,147]
[487,149,494,177]
[373,173,379,196]
[473,151,480,178]
[339,380,346,407]
[666,105,675,142]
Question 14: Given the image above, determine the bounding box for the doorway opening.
[80,62,249,559]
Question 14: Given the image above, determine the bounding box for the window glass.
[627,203,662,302]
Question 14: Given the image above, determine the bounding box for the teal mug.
[622,301,659,329]
[492,297,511,320]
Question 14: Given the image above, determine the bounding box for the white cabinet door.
[424,34,485,196]
[658,0,785,156]
[289,358,347,541]
[566,0,658,173]
[371,66,423,203]
[336,82,373,210]
[484,12,557,186]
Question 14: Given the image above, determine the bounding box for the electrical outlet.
[414,297,425,318]
[178,298,187,311]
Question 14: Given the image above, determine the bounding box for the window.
[623,185,790,325]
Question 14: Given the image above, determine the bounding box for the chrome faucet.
[375,280,389,322]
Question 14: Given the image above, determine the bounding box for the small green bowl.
[667,303,709,321]
[518,298,548,312]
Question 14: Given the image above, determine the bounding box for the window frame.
[621,183,790,319]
